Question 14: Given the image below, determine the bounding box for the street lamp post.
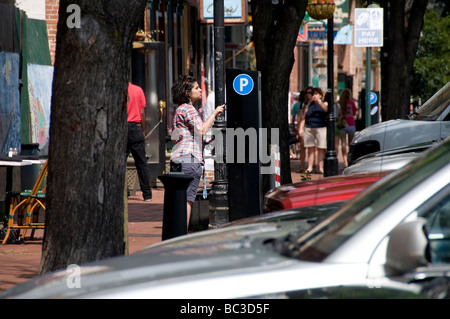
[324,16,339,177]
[209,0,229,228]
[365,0,373,128]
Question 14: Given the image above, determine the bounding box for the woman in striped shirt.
[170,75,225,226]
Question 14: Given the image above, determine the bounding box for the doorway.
[131,41,167,185]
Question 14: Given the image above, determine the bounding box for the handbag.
[289,132,299,145]
[337,118,347,129]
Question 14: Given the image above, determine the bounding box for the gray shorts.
[170,155,203,202]
[341,125,356,136]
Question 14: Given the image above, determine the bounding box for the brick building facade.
[45,0,58,65]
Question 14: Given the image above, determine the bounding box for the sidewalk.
[0,189,165,294]
[0,159,342,294]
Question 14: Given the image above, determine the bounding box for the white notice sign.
[354,8,384,47]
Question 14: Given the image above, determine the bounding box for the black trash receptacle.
[158,173,193,240]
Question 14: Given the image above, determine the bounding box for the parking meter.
[226,69,263,221]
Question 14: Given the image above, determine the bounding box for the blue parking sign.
[233,74,254,96]
[370,92,377,105]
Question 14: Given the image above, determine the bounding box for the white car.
[348,82,450,165]
[2,139,450,299]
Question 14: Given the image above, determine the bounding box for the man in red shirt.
[127,82,152,201]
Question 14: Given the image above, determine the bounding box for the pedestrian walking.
[170,75,225,226]
[289,92,301,160]
[298,87,328,174]
[294,88,310,172]
[339,88,358,141]
[338,88,358,167]
[127,82,152,201]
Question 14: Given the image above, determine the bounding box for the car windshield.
[410,82,450,121]
[295,138,450,262]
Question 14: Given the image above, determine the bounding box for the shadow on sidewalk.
[127,201,163,223]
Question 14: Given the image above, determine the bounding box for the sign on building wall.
[14,0,46,20]
[0,52,20,153]
[334,0,349,27]
[200,0,248,24]
[354,8,384,47]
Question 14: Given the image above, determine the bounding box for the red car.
[263,171,391,213]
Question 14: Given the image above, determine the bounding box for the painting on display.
[200,0,247,24]
[0,52,20,154]
[27,63,53,154]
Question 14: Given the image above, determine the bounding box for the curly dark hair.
[171,75,197,105]
[312,87,323,97]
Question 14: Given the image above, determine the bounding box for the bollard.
[158,172,193,240]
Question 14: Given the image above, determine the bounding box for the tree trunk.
[381,0,428,120]
[251,0,307,192]
[40,0,147,274]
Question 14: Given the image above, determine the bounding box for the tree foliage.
[412,8,450,102]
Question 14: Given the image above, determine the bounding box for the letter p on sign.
[233,74,254,96]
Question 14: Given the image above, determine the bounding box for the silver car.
[342,141,438,175]
[343,152,418,175]
[348,81,450,164]
[3,139,450,299]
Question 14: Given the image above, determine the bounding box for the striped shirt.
[171,103,204,163]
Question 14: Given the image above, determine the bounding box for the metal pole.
[214,1,225,108]
[324,17,338,177]
[365,0,373,128]
[365,48,371,128]
[209,0,229,228]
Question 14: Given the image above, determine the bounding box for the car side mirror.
[385,218,431,276]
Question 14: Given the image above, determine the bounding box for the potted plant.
[306,0,336,20]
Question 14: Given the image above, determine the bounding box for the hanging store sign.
[297,23,309,42]
[334,24,353,45]
[308,29,338,41]
[200,0,248,24]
